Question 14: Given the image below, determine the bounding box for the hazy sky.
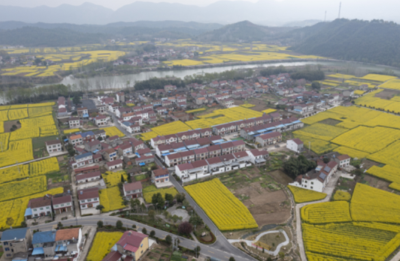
[0,0,260,9]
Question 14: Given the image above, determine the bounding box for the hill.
[197,21,293,42]
[0,27,105,47]
[289,19,400,67]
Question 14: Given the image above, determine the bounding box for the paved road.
[32,215,246,261]
[294,171,341,261]
[170,175,256,261]
[107,111,131,137]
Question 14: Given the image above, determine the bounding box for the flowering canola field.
[0,187,63,229]
[86,232,123,261]
[185,179,258,230]
[102,170,129,188]
[302,183,400,260]
[288,185,327,203]
[101,126,125,137]
[0,176,47,202]
[99,186,126,212]
[143,185,178,203]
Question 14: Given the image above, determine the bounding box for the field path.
[293,170,341,261]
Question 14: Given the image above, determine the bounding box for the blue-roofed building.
[80,131,95,142]
[0,228,32,259]
[71,152,94,169]
[32,231,56,257]
[289,160,338,192]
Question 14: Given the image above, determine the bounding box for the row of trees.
[283,155,316,179]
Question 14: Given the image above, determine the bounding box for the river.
[51,59,400,90]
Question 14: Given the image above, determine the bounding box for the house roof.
[1,228,29,241]
[207,145,221,152]
[75,165,99,173]
[290,138,303,145]
[70,134,82,140]
[259,132,281,140]
[87,140,101,147]
[76,171,101,181]
[191,159,208,168]
[55,228,80,241]
[81,131,94,138]
[194,147,208,154]
[233,151,249,159]
[53,195,72,205]
[248,149,269,157]
[177,163,193,171]
[75,152,93,160]
[117,231,148,252]
[45,140,61,146]
[32,231,56,244]
[337,154,350,161]
[206,157,223,165]
[29,197,52,208]
[102,251,122,261]
[153,168,169,177]
[78,187,99,200]
[106,159,123,166]
[124,182,142,192]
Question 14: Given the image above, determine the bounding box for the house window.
[3,242,8,245]
[311,182,314,185]
[5,248,9,251]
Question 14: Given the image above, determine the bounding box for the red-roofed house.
[106,159,123,171]
[335,154,351,168]
[123,182,143,199]
[78,187,100,215]
[255,132,282,147]
[114,231,149,260]
[94,115,110,127]
[151,168,171,188]
[53,195,73,214]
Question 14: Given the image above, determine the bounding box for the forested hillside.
[290,19,400,67]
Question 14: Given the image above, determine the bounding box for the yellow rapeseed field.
[0,187,63,229]
[360,74,397,82]
[301,201,352,223]
[0,176,47,202]
[185,179,258,230]
[64,128,80,134]
[0,139,33,168]
[86,232,123,261]
[102,171,128,188]
[293,133,338,155]
[186,108,206,113]
[261,108,276,114]
[294,123,347,141]
[288,185,327,203]
[143,185,178,203]
[333,146,369,159]
[99,186,126,212]
[367,140,400,168]
[101,126,125,137]
[379,79,400,90]
[353,90,365,95]
[333,190,351,201]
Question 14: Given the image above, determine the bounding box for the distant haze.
[0,0,399,25]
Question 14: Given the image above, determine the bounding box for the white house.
[118,142,133,157]
[68,117,81,128]
[94,115,110,127]
[76,171,101,184]
[71,152,93,169]
[246,149,269,166]
[123,182,142,199]
[335,154,351,168]
[77,187,100,215]
[26,196,52,219]
[289,161,338,192]
[45,140,62,155]
[106,159,123,171]
[286,139,304,153]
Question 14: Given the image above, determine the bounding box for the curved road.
[172,175,257,260]
[32,215,251,261]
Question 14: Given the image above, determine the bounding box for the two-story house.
[45,140,62,155]
[118,142,133,157]
[286,138,304,153]
[255,132,282,147]
[151,168,170,188]
[68,117,81,128]
[52,195,73,215]
[247,149,269,166]
[32,230,56,258]
[69,134,83,146]
[71,152,93,169]
[77,107,89,118]
[25,196,52,219]
[106,159,123,171]
[123,182,143,199]
[76,171,101,184]
[78,187,100,215]
[54,228,82,258]
[335,154,351,168]
[84,140,102,152]
[104,231,148,261]
[94,115,110,127]
[0,228,32,260]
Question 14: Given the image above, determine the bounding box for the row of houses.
[175,149,269,183]
[150,128,213,148]
[0,227,82,260]
[24,194,73,219]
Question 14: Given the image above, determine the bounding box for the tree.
[150,230,155,237]
[73,95,81,105]
[194,246,201,257]
[116,220,123,229]
[229,257,236,261]
[97,221,103,228]
[175,193,186,203]
[148,210,155,221]
[267,258,273,261]
[323,157,329,164]
[121,175,125,183]
[96,205,104,212]
[178,222,193,235]
[165,193,174,205]
[189,214,203,227]
[97,136,103,141]
[142,227,147,234]
[165,235,172,245]
[311,81,321,91]
[279,252,285,260]
[57,222,63,229]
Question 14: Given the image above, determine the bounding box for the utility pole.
[338,2,342,19]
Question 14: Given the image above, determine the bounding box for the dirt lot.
[4,120,21,133]
[319,118,342,126]
[363,175,393,193]
[374,89,400,99]
[220,168,291,227]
